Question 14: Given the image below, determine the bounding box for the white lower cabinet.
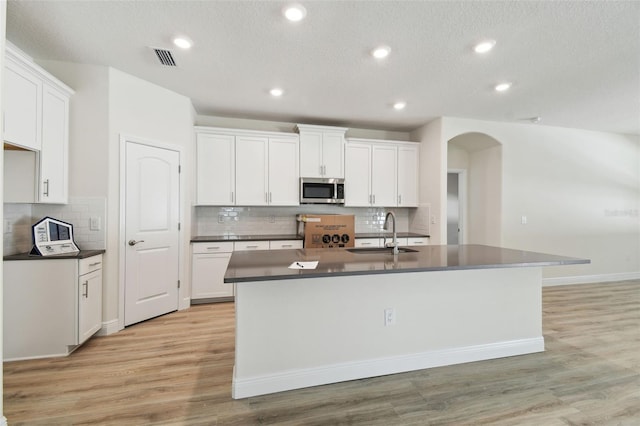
[233,241,270,251]
[354,238,382,248]
[3,254,103,361]
[407,237,429,246]
[269,240,303,250]
[191,242,234,302]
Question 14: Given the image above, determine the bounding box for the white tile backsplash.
[3,197,107,255]
[194,205,409,237]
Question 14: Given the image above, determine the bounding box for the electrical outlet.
[384,308,396,326]
[90,216,101,231]
[521,215,528,225]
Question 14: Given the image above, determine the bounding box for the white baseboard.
[97,319,121,336]
[232,337,544,399]
[543,271,640,287]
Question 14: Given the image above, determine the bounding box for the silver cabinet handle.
[246,245,258,249]
[372,194,376,204]
[207,246,221,250]
[231,192,234,203]
[43,179,50,197]
[319,165,323,176]
[398,194,402,205]
[82,280,88,298]
[282,244,292,248]
[128,239,145,246]
[89,262,102,267]
[269,192,272,203]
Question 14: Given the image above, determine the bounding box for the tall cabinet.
[3,43,73,204]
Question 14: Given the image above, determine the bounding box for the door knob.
[128,239,145,246]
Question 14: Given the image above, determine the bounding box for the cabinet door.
[39,84,69,203]
[191,252,233,299]
[78,268,102,345]
[321,132,344,178]
[398,145,419,207]
[235,136,268,205]
[299,131,323,177]
[345,143,372,206]
[196,133,235,205]
[3,60,42,150]
[371,145,397,207]
[355,238,381,248]
[268,137,299,205]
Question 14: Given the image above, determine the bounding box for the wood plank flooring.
[4,279,639,425]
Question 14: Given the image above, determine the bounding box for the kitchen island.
[224,244,588,399]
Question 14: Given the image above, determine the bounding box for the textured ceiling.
[6,1,640,135]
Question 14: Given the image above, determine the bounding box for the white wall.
[440,117,640,280]
[108,68,195,324]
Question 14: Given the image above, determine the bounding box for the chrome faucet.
[384,211,399,255]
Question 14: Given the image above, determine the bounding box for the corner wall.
[441,117,640,280]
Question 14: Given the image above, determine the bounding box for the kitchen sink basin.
[346,247,419,254]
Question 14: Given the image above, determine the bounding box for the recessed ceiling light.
[372,45,391,59]
[495,82,512,92]
[474,40,496,54]
[173,36,193,49]
[393,101,406,110]
[270,88,284,97]
[283,4,307,22]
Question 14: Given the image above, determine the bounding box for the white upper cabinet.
[235,135,269,206]
[196,133,235,205]
[3,43,73,204]
[371,144,397,207]
[194,127,299,206]
[3,58,42,150]
[297,124,347,178]
[344,142,371,207]
[268,137,300,205]
[39,84,70,203]
[397,144,419,207]
[345,138,419,207]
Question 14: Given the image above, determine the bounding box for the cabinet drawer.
[234,241,270,251]
[355,238,381,248]
[407,237,429,246]
[269,240,303,250]
[79,255,103,276]
[192,242,234,254]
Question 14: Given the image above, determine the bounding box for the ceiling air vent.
[153,48,177,67]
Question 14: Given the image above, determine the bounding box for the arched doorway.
[447,132,502,245]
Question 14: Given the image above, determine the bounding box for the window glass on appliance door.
[304,183,334,199]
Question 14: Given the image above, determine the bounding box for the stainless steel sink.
[346,247,419,254]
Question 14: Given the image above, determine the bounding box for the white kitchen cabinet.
[371,144,397,207]
[344,142,372,206]
[3,56,42,150]
[39,84,70,203]
[196,133,235,205]
[3,44,73,204]
[345,138,419,208]
[235,135,269,205]
[397,144,419,207]
[191,242,234,301]
[297,124,347,178]
[233,240,270,251]
[269,240,303,250]
[195,127,299,206]
[354,238,382,248]
[3,253,103,361]
[268,137,299,206]
[78,256,103,344]
[407,237,429,246]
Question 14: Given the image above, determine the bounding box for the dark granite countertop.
[224,244,589,283]
[4,249,106,261]
[192,232,429,243]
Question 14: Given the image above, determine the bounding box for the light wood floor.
[4,280,639,425]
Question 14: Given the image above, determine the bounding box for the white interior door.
[124,141,180,326]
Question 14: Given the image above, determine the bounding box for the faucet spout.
[384,211,399,255]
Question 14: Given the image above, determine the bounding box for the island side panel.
[233,267,543,399]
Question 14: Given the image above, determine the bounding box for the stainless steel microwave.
[300,178,345,204]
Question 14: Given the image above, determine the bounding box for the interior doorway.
[447,170,465,245]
